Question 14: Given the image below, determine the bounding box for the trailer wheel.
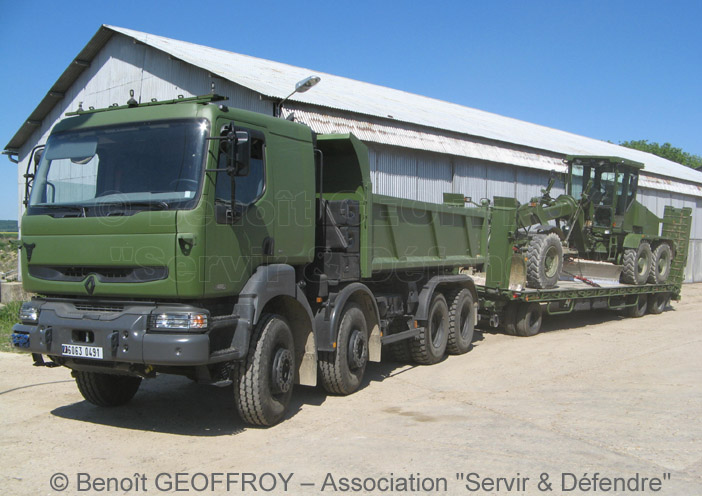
[410,293,449,365]
[515,302,543,337]
[526,233,563,289]
[621,241,652,285]
[319,303,368,395]
[502,302,518,336]
[233,314,295,426]
[647,292,670,315]
[74,371,141,407]
[648,244,672,284]
[624,295,648,318]
[446,289,475,355]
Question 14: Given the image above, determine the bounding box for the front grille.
[29,266,168,283]
[74,303,125,313]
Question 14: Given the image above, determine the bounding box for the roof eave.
[3,25,115,154]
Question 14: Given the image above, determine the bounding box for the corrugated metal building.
[5,25,702,282]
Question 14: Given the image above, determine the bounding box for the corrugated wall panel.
[693,240,702,282]
[417,154,452,203]
[487,165,516,199]
[516,168,550,204]
[453,159,487,202]
[373,147,417,200]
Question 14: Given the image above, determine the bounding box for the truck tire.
[624,295,648,318]
[502,302,518,336]
[74,371,141,407]
[233,314,295,426]
[526,233,563,289]
[648,243,672,284]
[647,292,670,315]
[319,303,369,395]
[515,302,543,337]
[384,319,412,363]
[446,289,475,355]
[621,241,652,285]
[410,293,449,365]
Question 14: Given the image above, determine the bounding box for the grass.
[0,301,23,353]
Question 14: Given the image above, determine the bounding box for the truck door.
[204,121,269,297]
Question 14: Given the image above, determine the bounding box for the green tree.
[619,140,702,170]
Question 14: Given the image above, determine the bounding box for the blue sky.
[1,0,700,221]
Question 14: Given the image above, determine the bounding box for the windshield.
[28,119,209,216]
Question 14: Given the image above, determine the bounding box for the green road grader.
[513,156,675,289]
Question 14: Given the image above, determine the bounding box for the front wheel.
[74,371,141,407]
[233,314,295,426]
[515,302,543,337]
[526,233,563,289]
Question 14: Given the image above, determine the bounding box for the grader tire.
[526,233,563,289]
[648,243,672,284]
[621,241,653,285]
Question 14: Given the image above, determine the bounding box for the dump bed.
[369,194,488,274]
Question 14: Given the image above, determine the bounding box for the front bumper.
[11,299,243,366]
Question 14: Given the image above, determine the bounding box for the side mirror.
[33,148,43,167]
[233,131,250,177]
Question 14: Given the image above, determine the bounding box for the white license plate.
[61,344,104,359]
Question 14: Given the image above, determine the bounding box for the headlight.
[19,303,40,324]
[149,312,208,331]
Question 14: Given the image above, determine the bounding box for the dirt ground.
[1,285,701,496]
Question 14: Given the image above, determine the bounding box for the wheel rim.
[460,303,472,339]
[637,254,649,276]
[544,245,560,278]
[658,251,670,278]
[347,329,367,370]
[430,309,445,347]
[271,347,294,395]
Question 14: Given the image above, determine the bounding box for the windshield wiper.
[100,200,170,211]
[36,204,87,217]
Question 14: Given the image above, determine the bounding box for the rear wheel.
[647,292,670,315]
[233,314,295,426]
[74,371,141,407]
[648,244,672,284]
[446,289,475,354]
[319,303,369,395]
[515,302,543,337]
[621,242,652,285]
[384,319,413,363]
[410,293,449,365]
[624,295,648,318]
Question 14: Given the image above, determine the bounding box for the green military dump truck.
[11,94,496,426]
[10,94,692,425]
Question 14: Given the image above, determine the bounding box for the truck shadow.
[50,360,413,435]
[50,374,330,436]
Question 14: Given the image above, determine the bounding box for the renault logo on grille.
[84,275,96,295]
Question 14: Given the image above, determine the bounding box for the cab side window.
[215,131,265,206]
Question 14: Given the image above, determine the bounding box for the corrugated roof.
[6,24,702,192]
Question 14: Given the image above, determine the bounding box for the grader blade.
[508,253,527,291]
[562,258,623,286]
